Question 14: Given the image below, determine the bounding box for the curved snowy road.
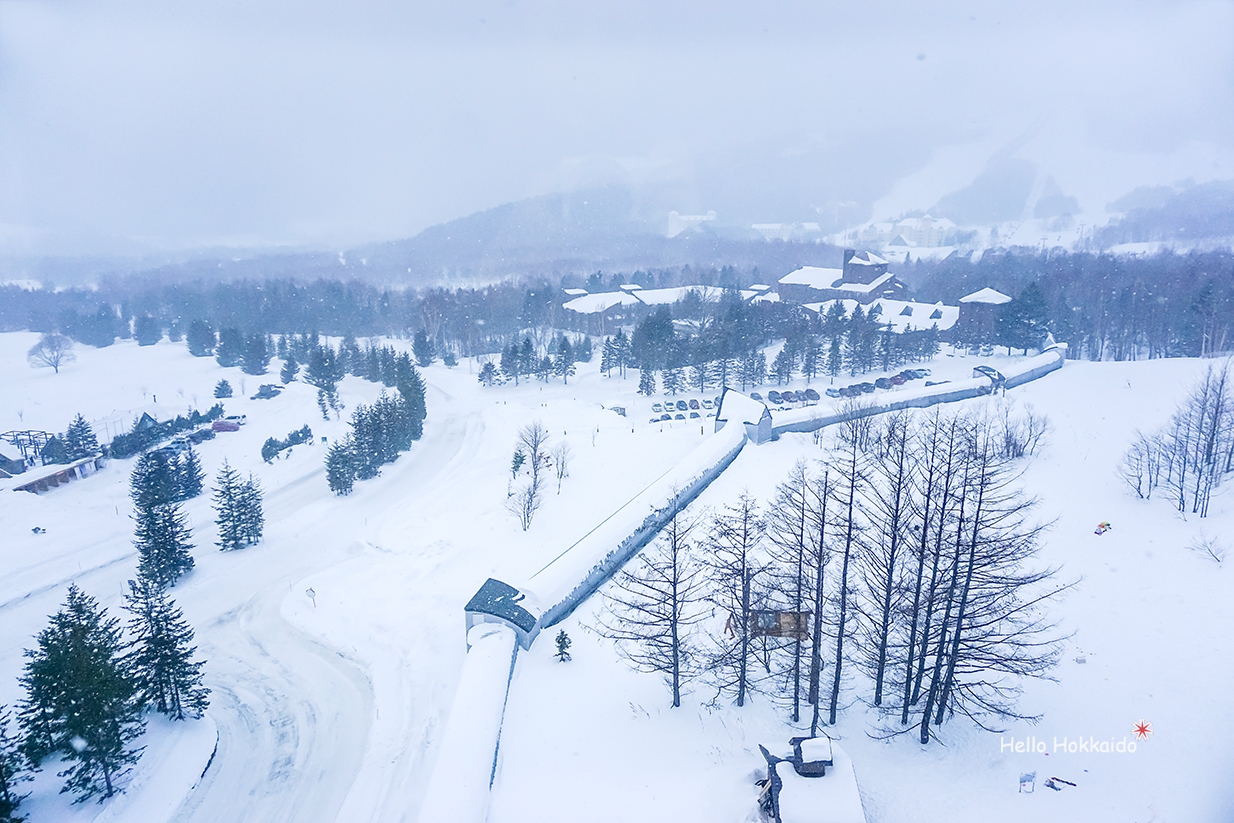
[170,389,482,823]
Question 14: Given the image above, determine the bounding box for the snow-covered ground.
[2,333,1233,822]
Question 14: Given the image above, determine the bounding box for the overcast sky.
[1,0,1231,255]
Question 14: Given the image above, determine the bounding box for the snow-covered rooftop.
[847,250,888,266]
[715,389,769,426]
[632,286,723,306]
[562,288,588,297]
[832,271,896,295]
[778,266,844,289]
[803,298,959,332]
[959,287,1013,305]
[562,292,642,314]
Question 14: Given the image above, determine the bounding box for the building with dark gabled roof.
[465,578,542,649]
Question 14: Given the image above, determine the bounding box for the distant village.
[562,247,1010,345]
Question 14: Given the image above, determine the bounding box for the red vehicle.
[212,420,240,432]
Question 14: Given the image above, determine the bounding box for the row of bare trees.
[1121,360,1234,517]
[505,421,573,530]
[600,404,1069,744]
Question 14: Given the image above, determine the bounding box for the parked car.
[689,411,700,419]
[212,419,240,433]
[781,390,797,403]
[825,387,842,399]
[689,399,700,410]
[224,414,247,426]
[857,382,875,394]
[660,413,672,421]
[916,367,932,377]
[649,418,661,424]
[702,399,714,409]
[874,377,893,390]
[804,388,821,402]
[652,403,663,413]
[768,390,783,404]
[890,374,906,385]
[674,413,686,420]
[750,392,763,401]
[675,400,688,412]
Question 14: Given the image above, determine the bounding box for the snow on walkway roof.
[562,292,642,314]
[959,287,1012,305]
[778,266,843,289]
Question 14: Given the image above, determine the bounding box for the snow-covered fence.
[769,346,1067,439]
[417,624,520,823]
[529,422,749,630]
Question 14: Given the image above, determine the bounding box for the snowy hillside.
[2,333,1233,822]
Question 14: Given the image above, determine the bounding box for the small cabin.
[750,610,810,641]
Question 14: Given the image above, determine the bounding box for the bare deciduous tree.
[27,334,75,374]
[552,442,572,493]
[599,512,705,707]
[505,482,541,531]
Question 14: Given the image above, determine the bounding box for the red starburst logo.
[1133,720,1152,739]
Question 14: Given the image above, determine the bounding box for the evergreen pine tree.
[185,320,216,357]
[662,365,685,395]
[553,339,576,384]
[554,630,572,662]
[575,335,593,363]
[0,704,32,823]
[134,502,195,589]
[17,586,144,803]
[237,475,264,547]
[412,330,435,367]
[130,451,179,510]
[213,379,233,399]
[613,329,631,377]
[241,333,269,375]
[477,361,498,386]
[133,315,161,346]
[638,367,657,396]
[600,337,615,377]
[325,436,357,495]
[215,328,244,368]
[64,414,100,461]
[176,447,204,501]
[212,461,247,551]
[122,578,209,721]
[280,354,299,384]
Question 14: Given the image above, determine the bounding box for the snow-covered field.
[2,332,1233,822]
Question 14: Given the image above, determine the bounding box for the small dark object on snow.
[1047,776,1076,789]
[1094,522,1111,535]
[32,526,45,534]
[554,629,572,662]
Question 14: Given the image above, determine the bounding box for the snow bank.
[769,346,1066,438]
[527,421,749,629]
[417,624,519,823]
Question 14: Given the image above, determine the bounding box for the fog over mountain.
[1,1,1231,260]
